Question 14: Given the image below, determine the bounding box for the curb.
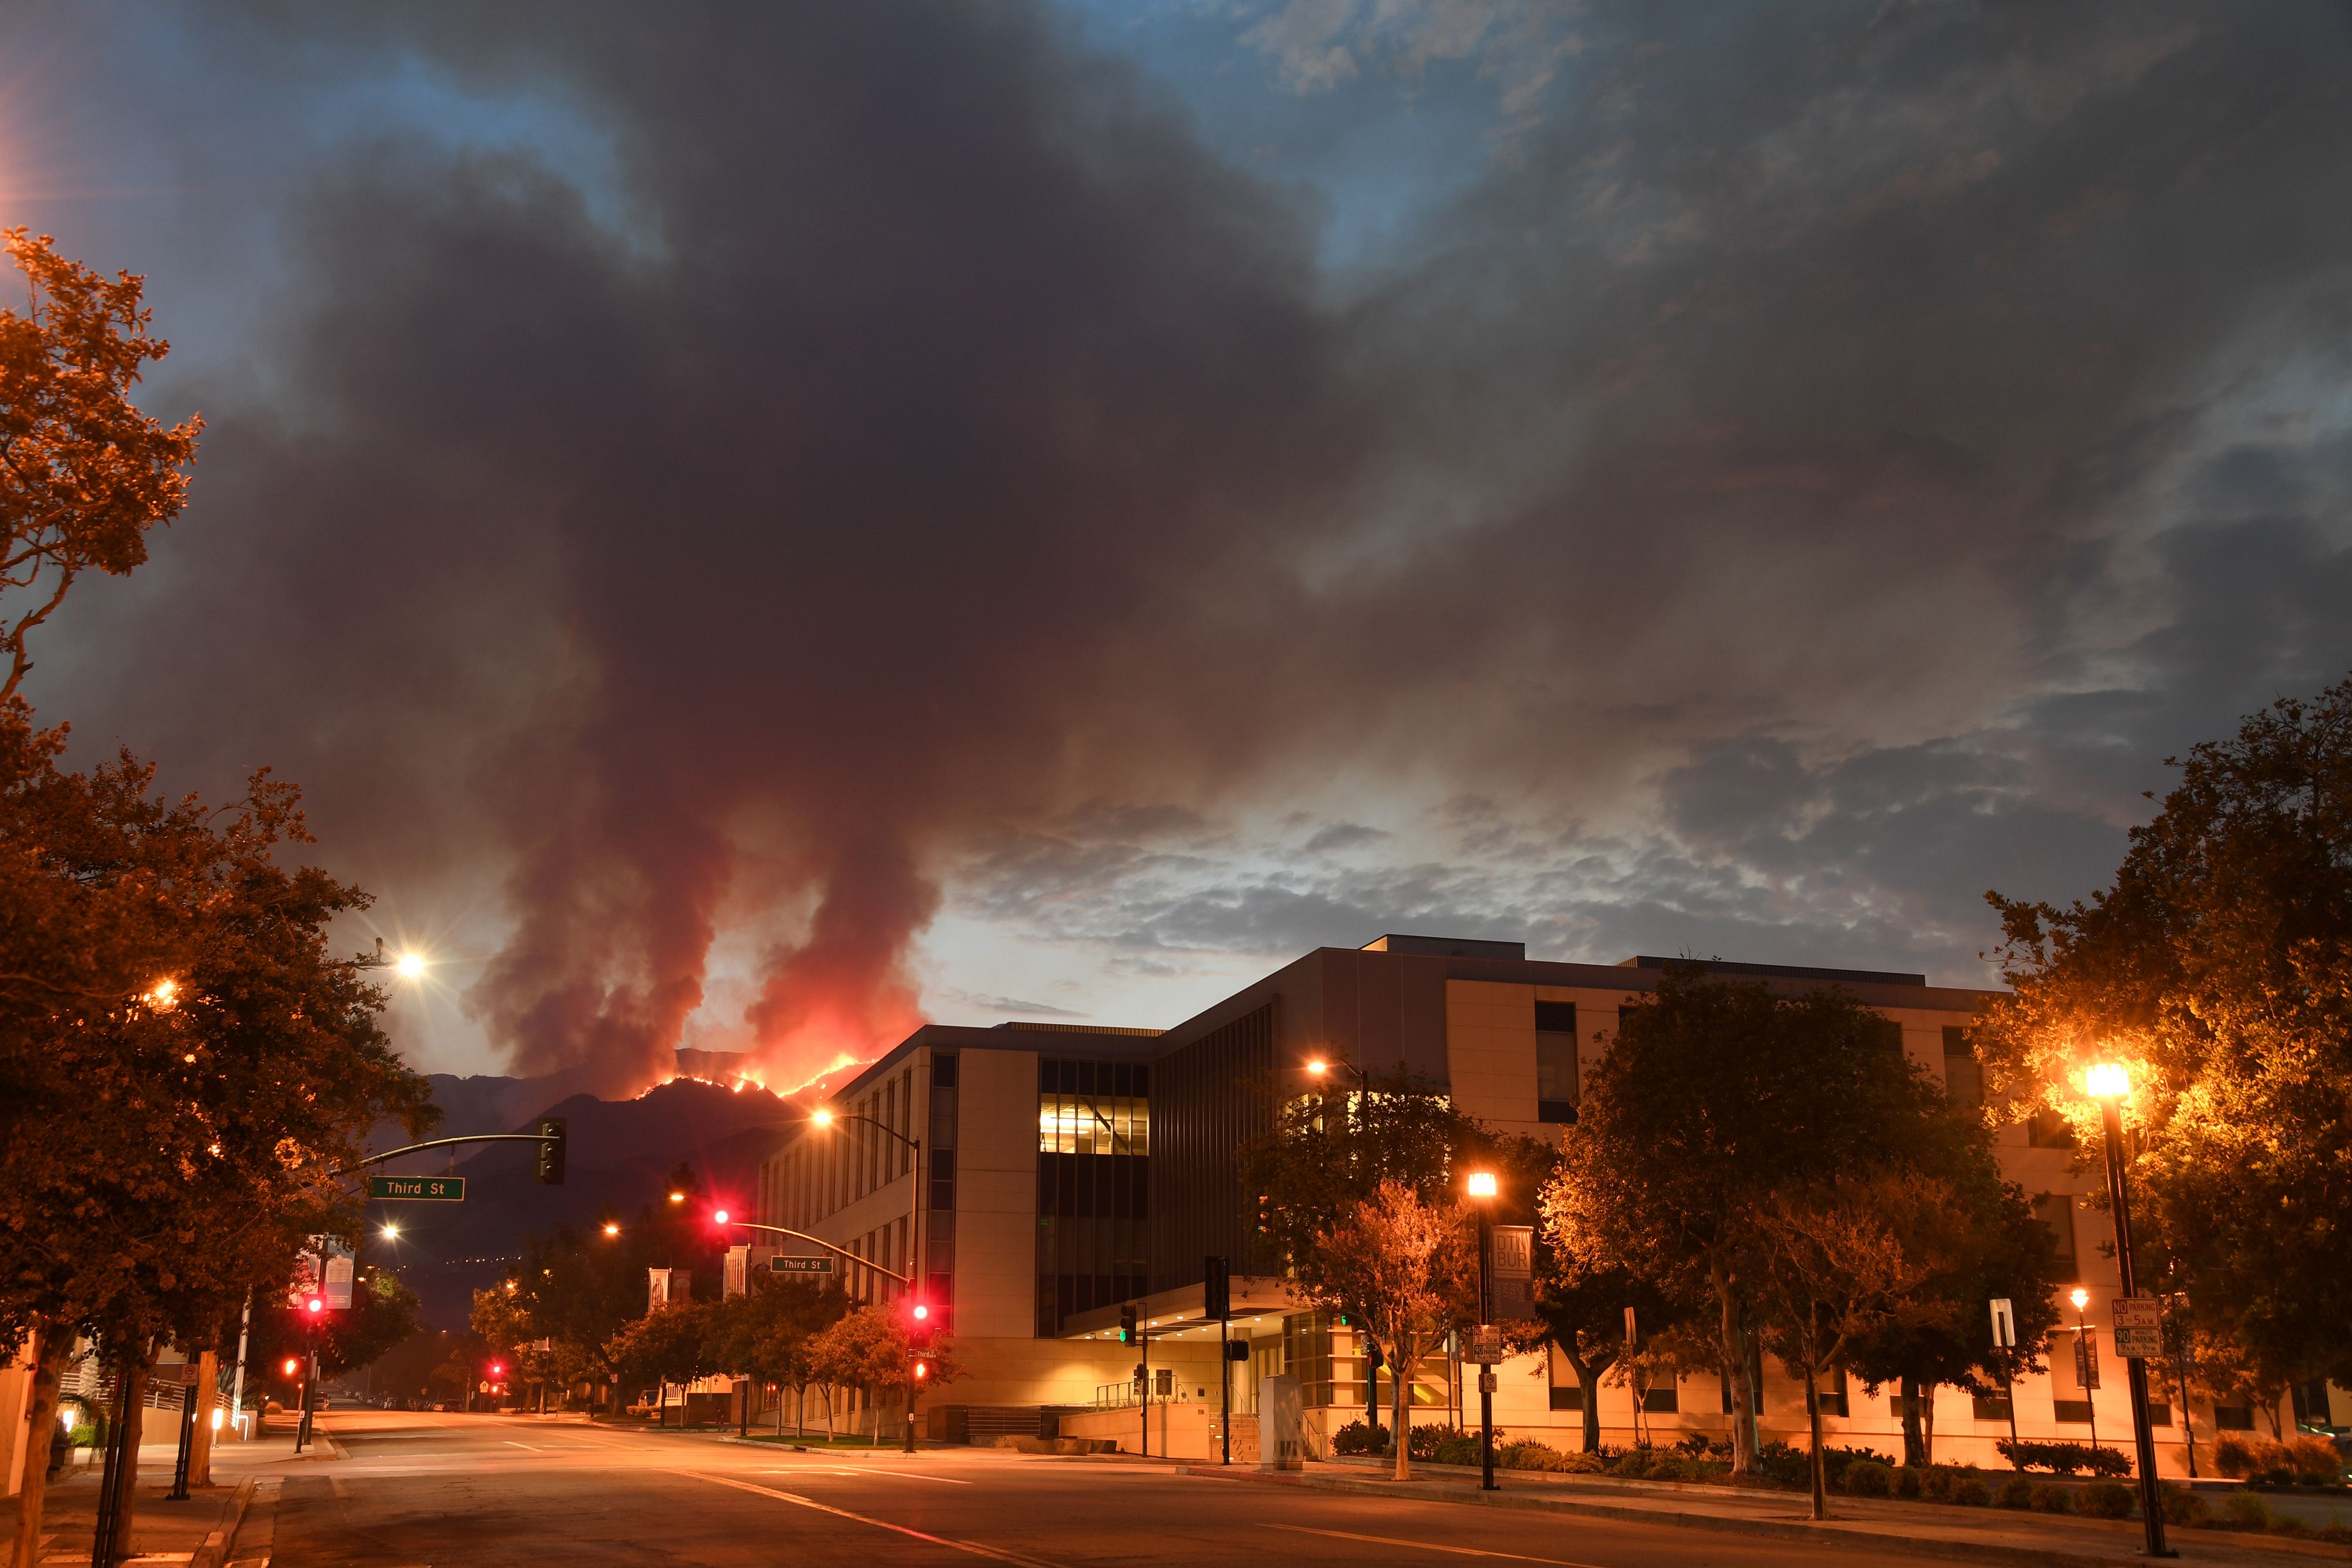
[190,1475,256,1568]
[1175,1465,2170,1568]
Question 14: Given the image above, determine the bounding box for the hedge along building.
[751,934,2306,1465]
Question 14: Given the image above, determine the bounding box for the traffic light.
[534,1116,567,1185]
[1203,1255,1230,1322]
[1118,1303,1138,1345]
[1365,1338,1385,1373]
[282,1358,300,1378]
[1256,1194,1271,1234]
[490,1361,505,1378]
[912,1359,930,1382]
[907,1300,935,1352]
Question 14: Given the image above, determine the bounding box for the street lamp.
[1468,1168,1499,1492]
[2088,1061,2172,1559]
[810,1106,926,1453]
[602,1222,620,1238]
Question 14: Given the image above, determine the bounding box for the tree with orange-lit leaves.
[0,710,433,1563]
[1,228,201,701]
[1976,677,2352,1403]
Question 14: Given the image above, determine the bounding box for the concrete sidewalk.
[1178,1460,2352,1568]
[4,1419,322,1568]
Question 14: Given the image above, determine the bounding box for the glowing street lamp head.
[1466,1170,1499,1199]
[2070,1286,2090,1311]
[2086,1062,2130,1099]
[380,1223,400,1241]
[394,951,427,980]
[602,1222,620,1238]
[811,1107,834,1128]
[668,1191,686,1205]
[1305,1059,1328,1076]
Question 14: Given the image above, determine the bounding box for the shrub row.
[2212,1432,2347,1487]
[1993,1438,2133,1476]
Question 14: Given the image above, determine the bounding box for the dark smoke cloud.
[22,1,2352,1091]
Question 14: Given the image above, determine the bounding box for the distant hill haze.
[360,1053,868,1326]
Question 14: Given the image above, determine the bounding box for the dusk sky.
[7,2,2349,1094]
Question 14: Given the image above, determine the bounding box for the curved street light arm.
[722,1219,910,1286]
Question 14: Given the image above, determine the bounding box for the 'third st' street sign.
[368,1175,465,1202]
[769,1256,834,1275]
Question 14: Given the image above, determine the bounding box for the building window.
[1284,1312,1336,1410]
[2034,1194,2077,1268]
[1804,1365,1848,1418]
[2028,1106,2076,1148]
[926,1054,958,1318]
[1971,1392,2013,1420]
[2054,1399,2094,1424]
[1640,1381,1678,1413]
[1535,1001,1578,1124]
[1941,1027,1984,1111]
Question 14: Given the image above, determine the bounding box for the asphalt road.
[256,1410,1933,1567]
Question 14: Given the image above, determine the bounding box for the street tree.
[1749,1172,1963,1519]
[0,228,201,701]
[1,714,432,1564]
[1838,1123,2063,1466]
[1241,1069,1515,1315]
[706,1272,847,1436]
[1531,1255,1679,1454]
[604,1299,712,1425]
[807,1305,950,1446]
[1542,968,1952,1476]
[1977,676,2352,1393]
[247,1268,424,1385]
[1309,1179,1478,1480]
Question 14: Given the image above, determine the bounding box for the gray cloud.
[16,0,2352,1082]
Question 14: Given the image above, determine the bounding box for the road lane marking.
[756,1466,974,1485]
[505,1441,543,1450]
[679,1470,1059,1568]
[1264,1523,1609,1567]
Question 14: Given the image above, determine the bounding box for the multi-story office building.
[751,934,2338,1462]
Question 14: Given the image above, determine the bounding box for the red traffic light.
[490,1362,505,1376]
[712,1208,730,1225]
[911,1302,928,1321]
[304,1296,323,1315]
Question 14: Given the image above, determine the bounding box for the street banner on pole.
[323,1248,355,1310]
[2111,1296,2163,1358]
[1487,1225,1535,1320]
[723,1244,750,1299]
[1989,1298,2016,1349]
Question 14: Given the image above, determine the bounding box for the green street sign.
[770,1256,833,1274]
[369,1175,465,1202]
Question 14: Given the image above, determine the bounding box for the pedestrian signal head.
[282,1358,300,1376]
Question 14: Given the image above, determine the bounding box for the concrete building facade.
[752,934,2342,1464]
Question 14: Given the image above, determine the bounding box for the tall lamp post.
[813,1107,926,1453]
[1467,1169,1499,1493]
[2087,1062,2173,1560]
